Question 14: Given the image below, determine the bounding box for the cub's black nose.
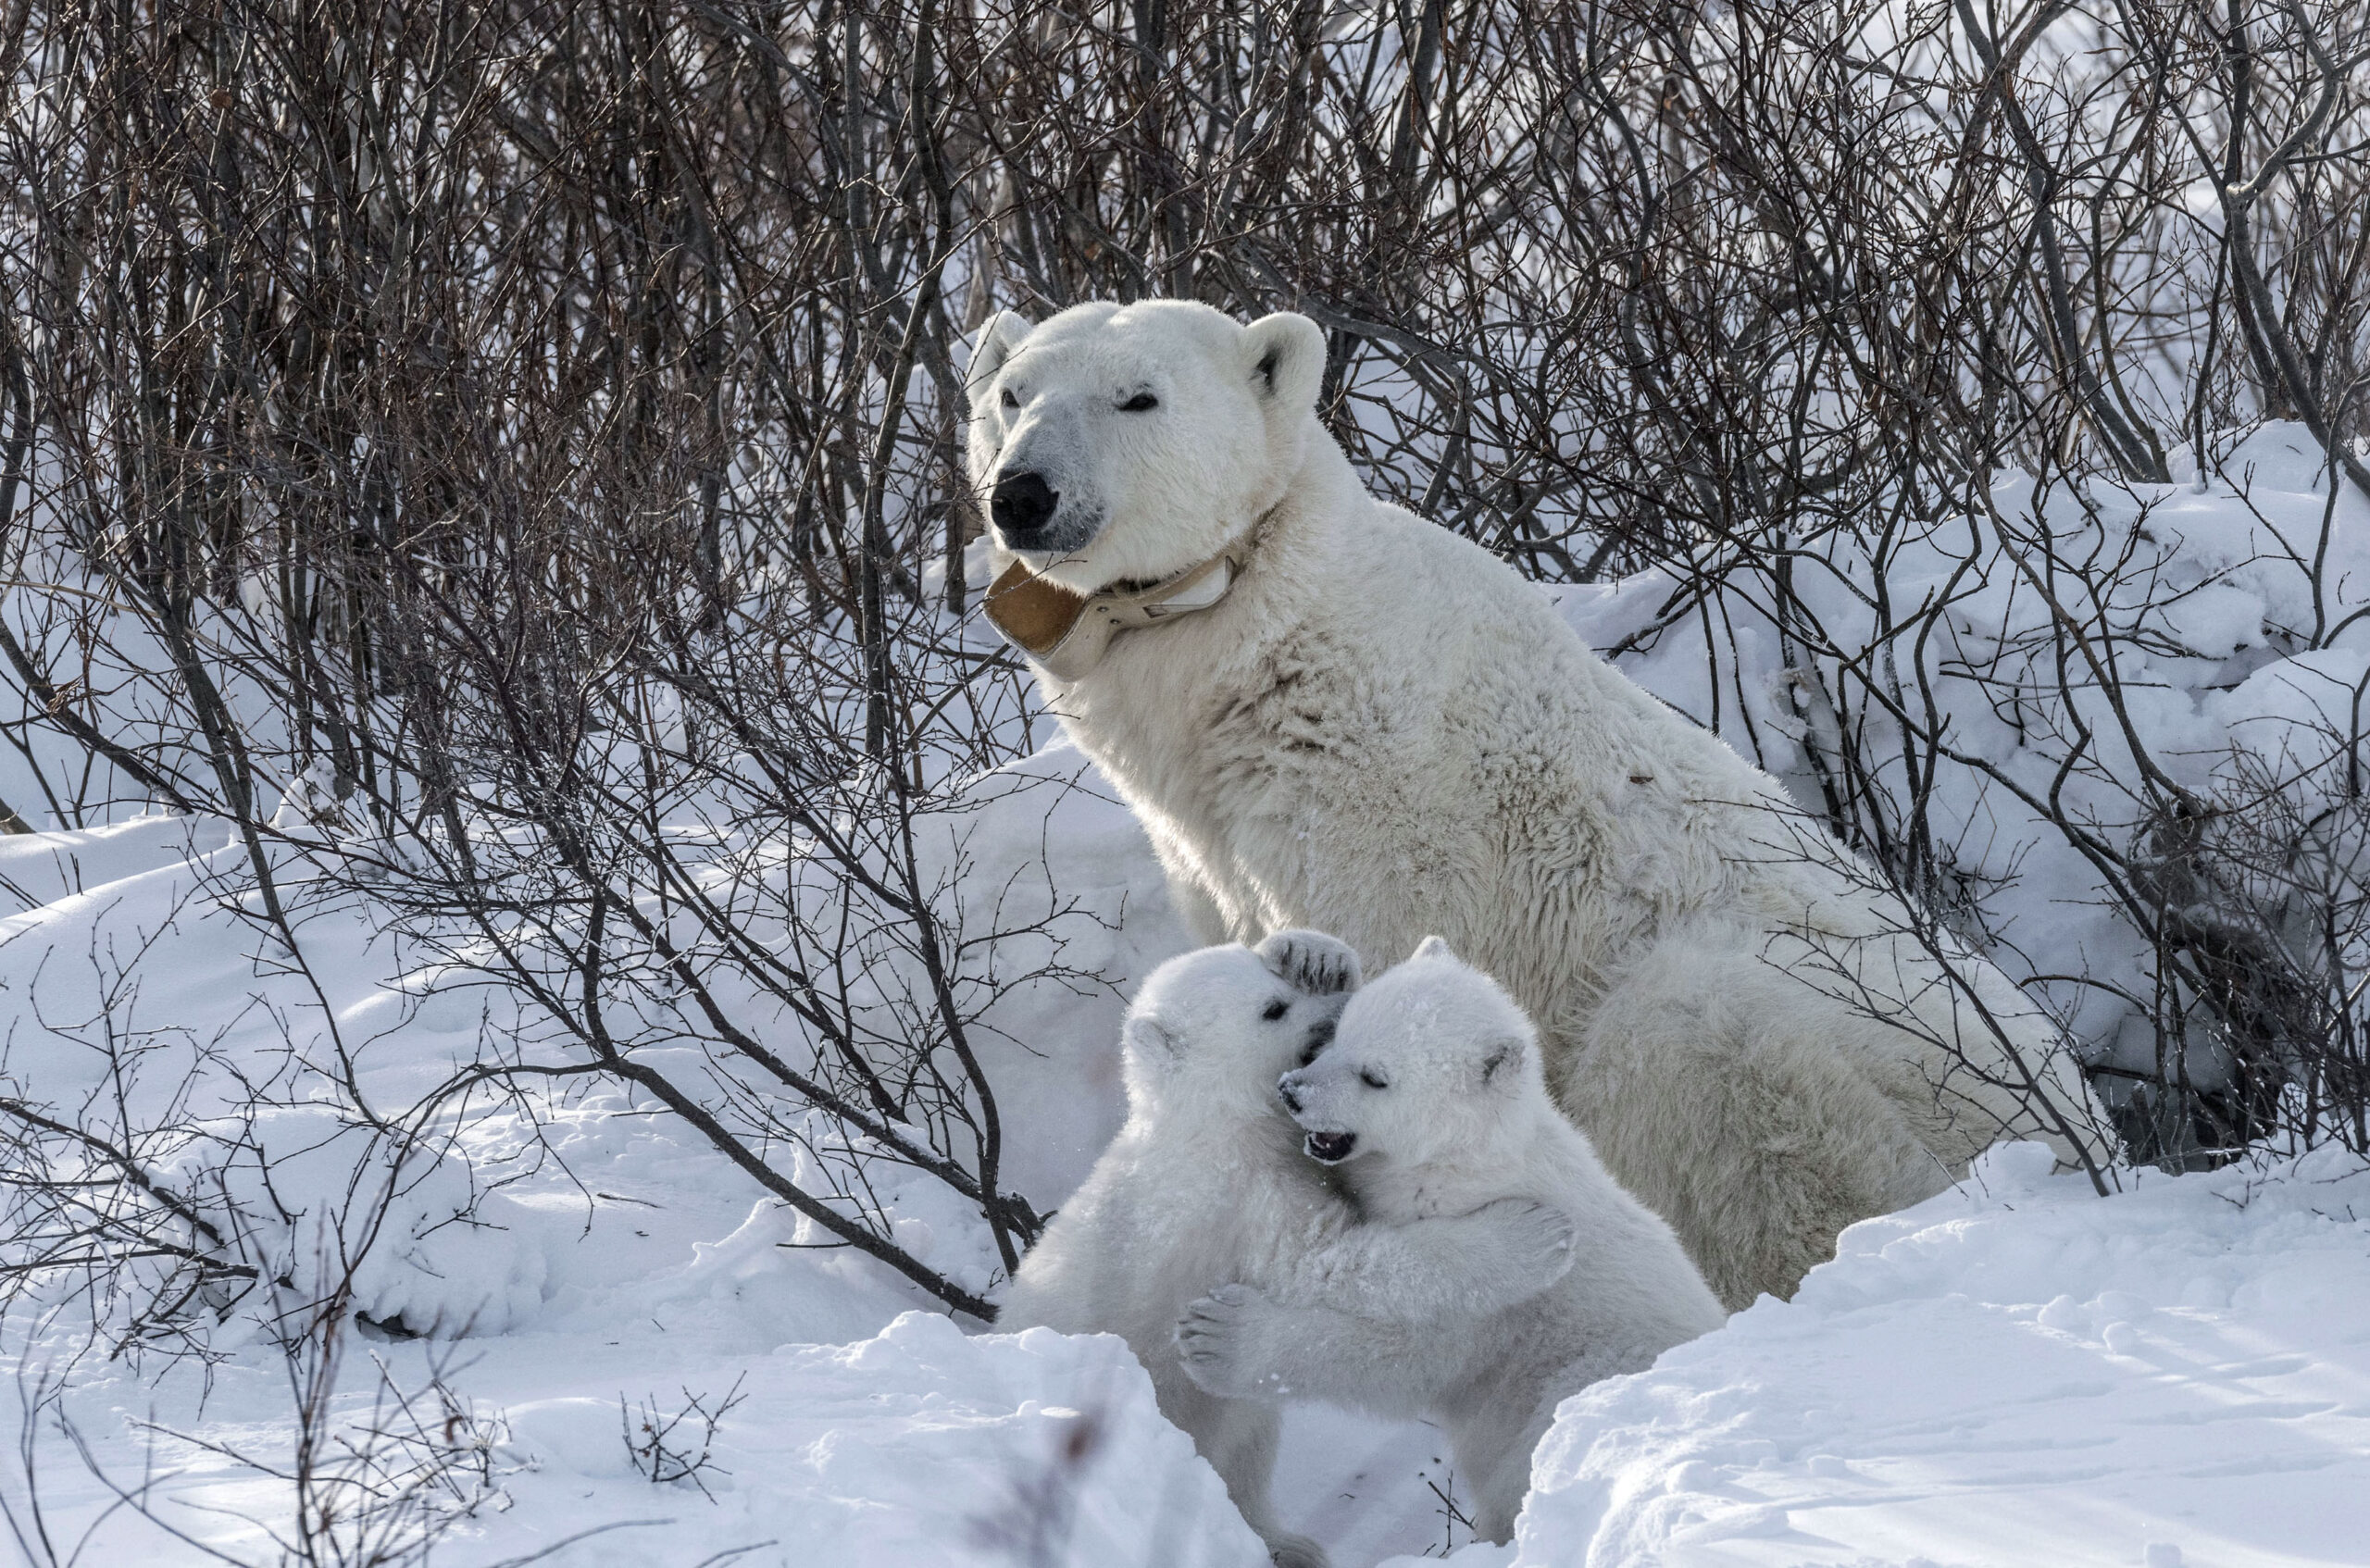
[992,471,1059,541]
[1278,1076,1304,1114]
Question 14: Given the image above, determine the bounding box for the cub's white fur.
[1177,939,1727,1544]
[967,298,2105,1306]
[997,933,1577,1568]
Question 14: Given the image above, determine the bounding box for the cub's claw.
[1175,1283,1290,1399]
[1255,929,1362,996]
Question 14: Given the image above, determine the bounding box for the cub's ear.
[1122,1014,1181,1061]
[1411,934,1458,964]
[1242,311,1326,414]
[1478,1034,1526,1086]
[965,310,1035,414]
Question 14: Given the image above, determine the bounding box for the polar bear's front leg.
[1164,868,1234,945]
[1291,1197,1577,1322]
[1176,1286,1444,1415]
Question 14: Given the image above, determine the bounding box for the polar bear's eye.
[1118,392,1159,412]
[1000,387,1018,409]
[1360,1068,1390,1090]
[1261,999,1290,1022]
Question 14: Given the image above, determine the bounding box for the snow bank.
[52,1310,1265,1568]
[481,1313,1265,1568]
[1406,1143,2370,1568]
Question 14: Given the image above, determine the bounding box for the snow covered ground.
[11,806,2364,1568]
[3,442,2366,1565]
[0,767,1461,1568]
[1411,1140,2370,1568]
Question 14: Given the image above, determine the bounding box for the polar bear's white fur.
[997,933,1578,1568]
[1175,939,1727,1543]
[967,298,2105,1307]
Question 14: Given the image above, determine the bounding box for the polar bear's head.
[963,301,1328,593]
[1277,937,1541,1170]
[1119,934,1358,1120]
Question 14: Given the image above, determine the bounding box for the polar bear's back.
[1257,500,2088,1169]
[1257,495,1848,998]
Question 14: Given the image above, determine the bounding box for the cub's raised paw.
[1255,929,1362,996]
[1175,1283,1292,1399]
[1483,1196,1580,1287]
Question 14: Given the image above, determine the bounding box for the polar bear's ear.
[1122,1014,1181,1062]
[1242,311,1326,414]
[1478,1034,1526,1086]
[965,310,1035,414]
[1411,935,1458,964]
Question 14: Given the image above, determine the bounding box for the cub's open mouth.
[1304,1130,1357,1164]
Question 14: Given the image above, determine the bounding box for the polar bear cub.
[1000,932,1579,1568]
[1176,937,1726,1544]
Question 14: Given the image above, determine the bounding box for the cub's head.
[962,301,1328,594]
[1278,936,1540,1171]
[1119,933,1359,1118]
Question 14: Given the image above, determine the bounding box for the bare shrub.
[0,3,2361,1376]
[619,1378,748,1500]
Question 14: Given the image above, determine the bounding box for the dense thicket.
[0,0,2364,1322]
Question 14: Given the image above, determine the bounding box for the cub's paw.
[1481,1197,1579,1287]
[1175,1283,1294,1399]
[1255,929,1362,996]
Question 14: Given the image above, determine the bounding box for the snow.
[42,1308,1269,1567]
[2,442,2364,1565]
[1397,1141,2370,1568]
[0,770,1442,1568]
[482,1313,1267,1568]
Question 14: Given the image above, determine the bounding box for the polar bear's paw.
[1474,1195,1581,1290]
[1175,1283,1301,1399]
[1266,1530,1331,1568]
[1255,929,1362,996]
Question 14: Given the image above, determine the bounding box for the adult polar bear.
[968,299,2102,1308]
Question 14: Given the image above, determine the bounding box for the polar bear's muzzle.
[1279,1069,1358,1162]
[1304,1130,1357,1164]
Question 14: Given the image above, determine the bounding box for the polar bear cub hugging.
[999,933,1579,1568]
[1178,938,1727,1545]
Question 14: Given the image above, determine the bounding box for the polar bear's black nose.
[1278,1075,1304,1114]
[992,471,1059,541]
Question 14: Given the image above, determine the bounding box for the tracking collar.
[982,535,1253,681]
